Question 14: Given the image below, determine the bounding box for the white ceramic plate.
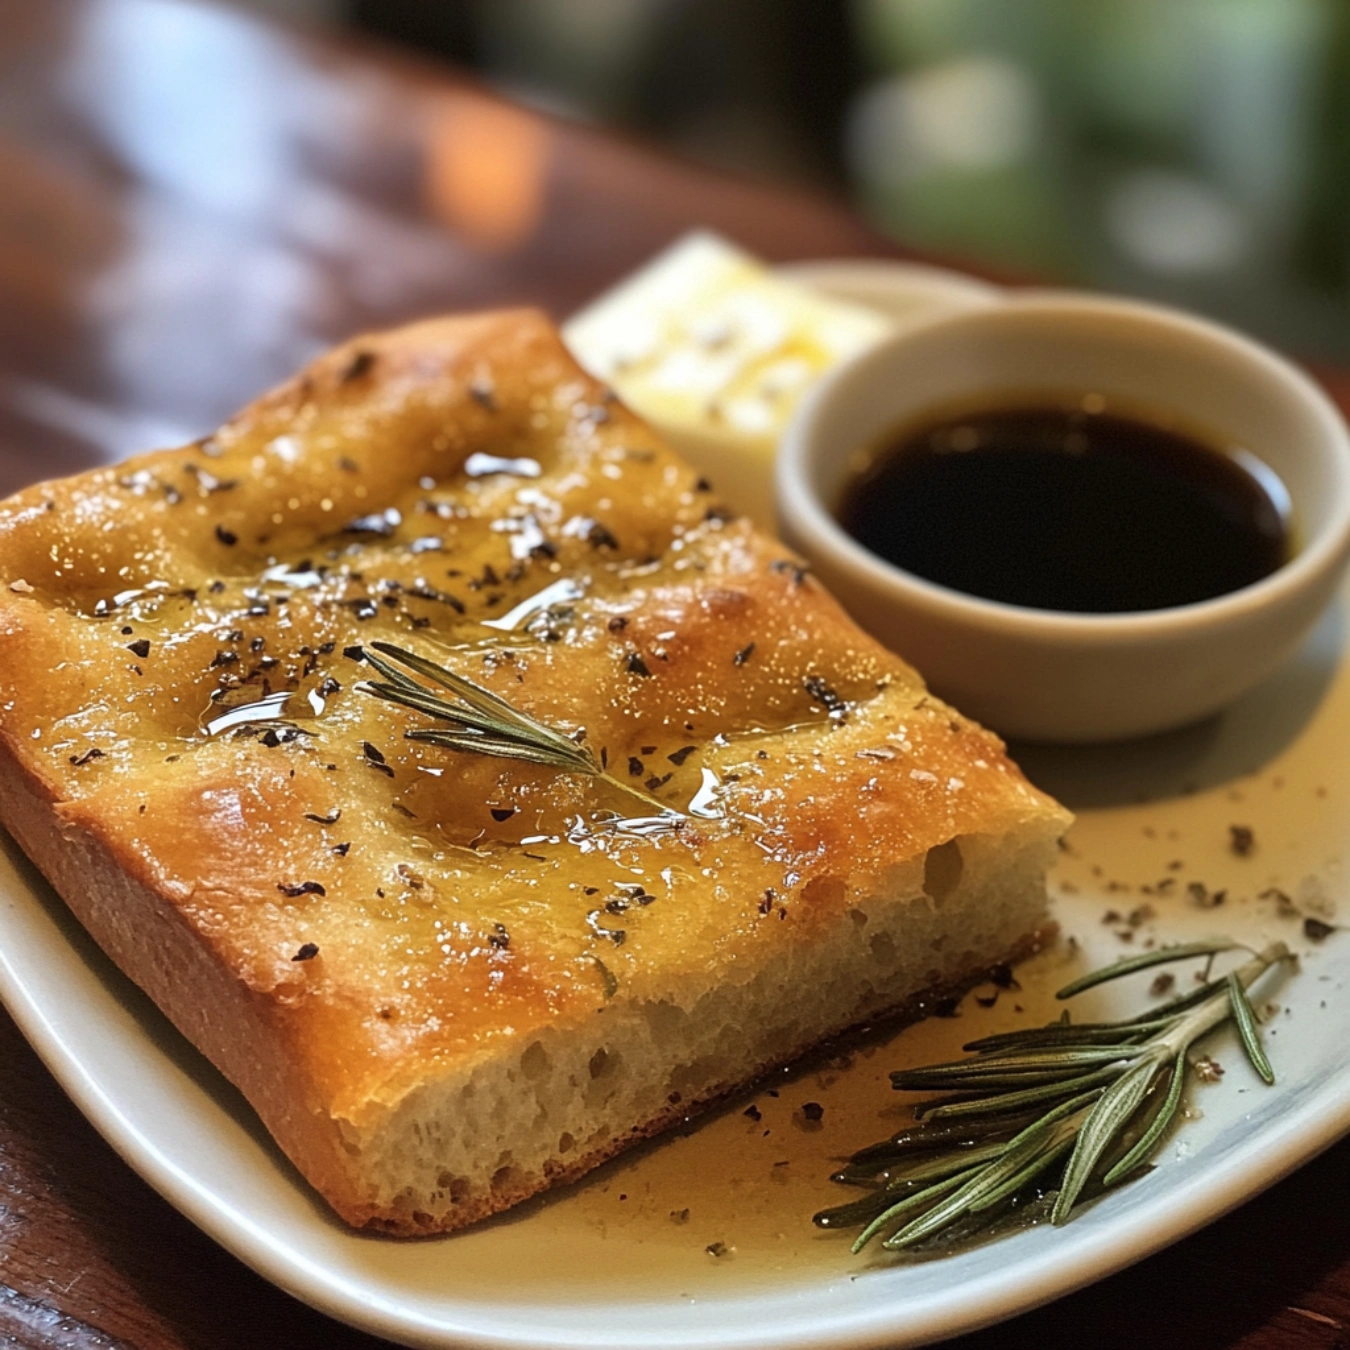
[1,262,1348,1350]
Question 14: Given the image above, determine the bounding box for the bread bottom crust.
[358,924,1054,1236]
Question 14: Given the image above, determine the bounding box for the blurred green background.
[254,0,1350,360]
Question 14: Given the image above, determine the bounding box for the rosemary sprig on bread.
[355,641,677,816]
[817,940,1295,1253]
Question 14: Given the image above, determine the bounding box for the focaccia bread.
[0,309,1069,1234]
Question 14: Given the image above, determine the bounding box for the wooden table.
[0,1,1347,1346]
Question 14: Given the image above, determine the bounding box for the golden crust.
[0,309,1069,1232]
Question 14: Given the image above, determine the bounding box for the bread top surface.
[0,309,1068,1125]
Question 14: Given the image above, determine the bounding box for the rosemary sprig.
[815,940,1295,1253]
[353,642,676,816]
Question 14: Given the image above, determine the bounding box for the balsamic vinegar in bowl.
[837,395,1291,614]
[777,291,1350,740]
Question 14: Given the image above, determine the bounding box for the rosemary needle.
[354,641,677,816]
[815,940,1297,1253]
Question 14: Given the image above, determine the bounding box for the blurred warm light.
[426,97,549,251]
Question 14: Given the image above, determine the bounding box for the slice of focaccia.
[0,310,1069,1234]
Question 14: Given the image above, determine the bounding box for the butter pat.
[563,232,892,528]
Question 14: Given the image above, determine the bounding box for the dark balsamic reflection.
[838,400,1290,613]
